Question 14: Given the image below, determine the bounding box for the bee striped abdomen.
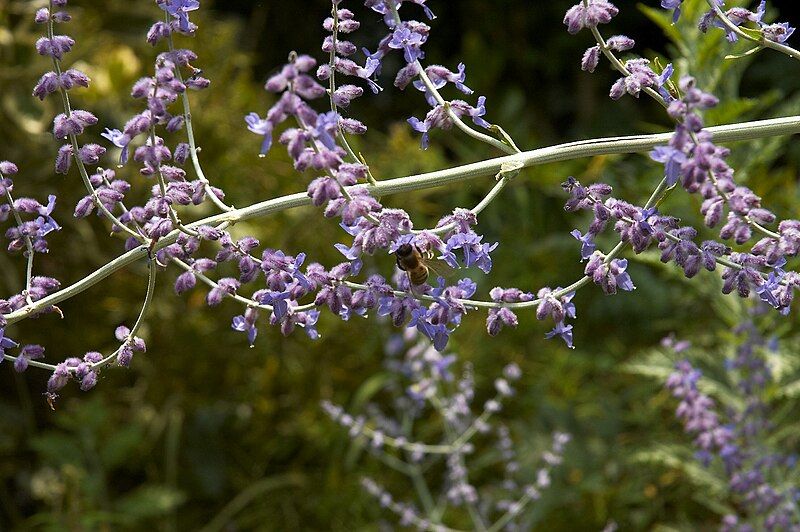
[408,266,429,285]
[396,243,430,286]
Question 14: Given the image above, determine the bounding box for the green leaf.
[114,484,186,520]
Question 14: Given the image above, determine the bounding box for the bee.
[396,243,431,287]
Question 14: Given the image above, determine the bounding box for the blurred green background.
[2,0,800,529]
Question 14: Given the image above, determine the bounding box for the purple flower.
[656,63,675,102]
[13,344,45,373]
[34,8,50,24]
[388,24,427,64]
[581,46,601,73]
[378,292,420,327]
[244,114,273,154]
[661,0,683,23]
[327,190,383,229]
[570,229,596,260]
[536,288,576,324]
[0,161,18,175]
[36,195,61,236]
[650,145,686,187]
[47,363,70,395]
[232,307,259,346]
[562,177,613,212]
[407,116,430,149]
[563,0,619,34]
[606,35,635,52]
[431,353,456,381]
[332,84,364,108]
[419,63,472,95]
[0,328,19,360]
[465,96,490,129]
[407,307,449,351]
[762,22,795,43]
[276,309,320,339]
[609,59,660,100]
[261,249,311,292]
[755,259,785,310]
[77,144,106,165]
[667,361,730,453]
[101,128,132,165]
[406,97,491,149]
[440,231,497,273]
[33,72,60,101]
[159,0,200,33]
[35,35,75,60]
[721,253,767,298]
[585,253,635,294]
[259,290,292,321]
[545,321,574,349]
[206,277,240,306]
[312,111,340,151]
[60,69,90,91]
[486,307,519,336]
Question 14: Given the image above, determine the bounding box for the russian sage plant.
[625,303,800,531]
[2,0,800,528]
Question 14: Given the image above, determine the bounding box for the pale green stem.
[387,2,514,155]
[485,487,535,532]
[46,2,144,242]
[166,11,235,212]
[171,257,316,313]
[429,394,487,531]
[149,126,199,238]
[408,464,438,522]
[4,115,800,325]
[340,394,499,456]
[588,16,782,239]
[2,258,158,372]
[2,183,36,303]
[326,5,378,184]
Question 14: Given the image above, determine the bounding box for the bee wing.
[427,259,457,281]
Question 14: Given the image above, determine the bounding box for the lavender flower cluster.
[564,0,800,317]
[665,317,798,530]
[0,0,797,472]
[2,0,800,528]
[322,329,570,530]
[240,0,575,351]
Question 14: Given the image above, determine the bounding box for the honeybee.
[396,243,431,287]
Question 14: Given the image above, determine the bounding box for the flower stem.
[4,115,800,325]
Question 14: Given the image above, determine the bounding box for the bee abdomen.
[409,267,429,286]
